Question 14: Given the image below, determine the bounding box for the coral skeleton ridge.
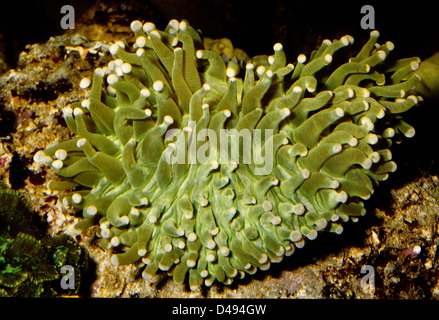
[34,19,421,290]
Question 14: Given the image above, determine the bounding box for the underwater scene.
[1,0,439,303]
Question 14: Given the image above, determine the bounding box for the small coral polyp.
[34,19,421,290]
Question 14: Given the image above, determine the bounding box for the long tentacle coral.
[34,19,421,290]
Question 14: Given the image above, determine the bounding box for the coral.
[0,232,59,296]
[0,183,89,297]
[0,182,44,239]
[33,20,421,290]
[411,51,439,100]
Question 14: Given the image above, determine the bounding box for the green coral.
[410,51,439,100]
[34,20,421,290]
[0,233,59,296]
[0,183,89,297]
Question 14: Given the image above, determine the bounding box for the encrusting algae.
[33,19,421,290]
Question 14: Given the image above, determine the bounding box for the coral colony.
[0,184,86,297]
[34,19,421,290]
